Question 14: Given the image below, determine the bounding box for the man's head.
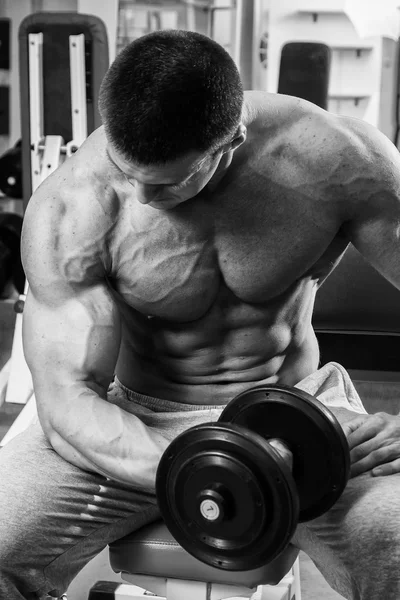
[99,29,245,208]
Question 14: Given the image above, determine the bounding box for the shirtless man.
[1,29,400,600]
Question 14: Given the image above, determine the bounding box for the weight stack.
[277,42,331,110]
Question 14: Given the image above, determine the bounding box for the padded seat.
[109,520,299,588]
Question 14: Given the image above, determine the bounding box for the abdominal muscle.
[115,282,320,405]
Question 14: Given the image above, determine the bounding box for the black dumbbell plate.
[156,422,299,571]
[219,385,350,522]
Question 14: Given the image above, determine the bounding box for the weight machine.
[0,12,109,445]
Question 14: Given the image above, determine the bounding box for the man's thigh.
[292,472,400,600]
[0,422,159,598]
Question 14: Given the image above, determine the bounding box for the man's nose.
[136,183,162,204]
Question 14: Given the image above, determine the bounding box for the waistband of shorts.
[114,376,226,412]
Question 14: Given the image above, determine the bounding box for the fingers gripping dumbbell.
[156,385,350,572]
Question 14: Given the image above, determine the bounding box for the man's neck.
[206,150,236,192]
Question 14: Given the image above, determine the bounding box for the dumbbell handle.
[197,437,293,525]
[268,438,293,472]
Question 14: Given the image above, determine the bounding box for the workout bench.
[92,519,300,600]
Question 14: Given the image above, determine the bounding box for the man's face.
[107,144,223,210]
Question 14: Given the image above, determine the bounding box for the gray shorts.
[0,362,399,600]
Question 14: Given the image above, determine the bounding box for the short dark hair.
[98,30,244,164]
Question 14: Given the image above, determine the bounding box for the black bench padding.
[109,520,299,588]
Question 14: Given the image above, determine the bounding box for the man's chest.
[111,188,347,319]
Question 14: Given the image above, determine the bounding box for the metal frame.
[109,557,301,600]
[69,33,88,148]
[28,32,44,194]
[182,1,236,40]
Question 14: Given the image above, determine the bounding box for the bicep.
[23,282,121,429]
[346,211,400,289]
[21,184,121,431]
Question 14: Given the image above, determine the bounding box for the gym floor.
[1,303,399,600]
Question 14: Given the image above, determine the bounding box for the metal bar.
[182,1,234,13]
[208,5,235,39]
[69,34,88,146]
[233,0,242,67]
[181,0,211,9]
[4,306,33,406]
[40,135,64,183]
[38,143,77,155]
[207,4,236,40]
[2,395,36,444]
[0,358,11,409]
[233,0,256,89]
[250,0,261,89]
[28,32,44,193]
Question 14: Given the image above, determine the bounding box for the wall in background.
[0,0,33,154]
[267,0,400,141]
[1,0,399,157]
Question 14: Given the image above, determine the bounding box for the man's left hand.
[342,412,400,477]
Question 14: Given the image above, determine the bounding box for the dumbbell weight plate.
[156,422,299,571]
[219,385,350,522]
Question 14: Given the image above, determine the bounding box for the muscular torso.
[31,92,359,405]
[110,155,348,403]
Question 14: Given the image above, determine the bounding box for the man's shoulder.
[248,95,400,218]
[265,97,392,181]
[22,129,122,279]
[287,103,393,170]
[28,129,120,229]
[301,110,399,191]
[286,106,400,220]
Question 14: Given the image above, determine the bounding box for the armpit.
[60,237,107,283]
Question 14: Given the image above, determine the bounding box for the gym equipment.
[156,384,349,571]
[19,12,109,207]
[0,140,22,199]
[109,519,301,600]
[277,42,331,110]
[0,12,109,437]
[219,385,349,521]
[0,212,24,296]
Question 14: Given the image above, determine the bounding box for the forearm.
[42,389,170,491]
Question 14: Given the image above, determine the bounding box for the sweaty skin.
[21,91,400,490]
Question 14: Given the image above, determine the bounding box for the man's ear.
[221,123,247,154]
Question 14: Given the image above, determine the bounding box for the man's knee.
[345,474,400,541]
[341,475,400,597]
[0,529,50,598]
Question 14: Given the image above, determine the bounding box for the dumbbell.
[156,384,350,572]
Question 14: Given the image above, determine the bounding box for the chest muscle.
[112,195,347,322]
